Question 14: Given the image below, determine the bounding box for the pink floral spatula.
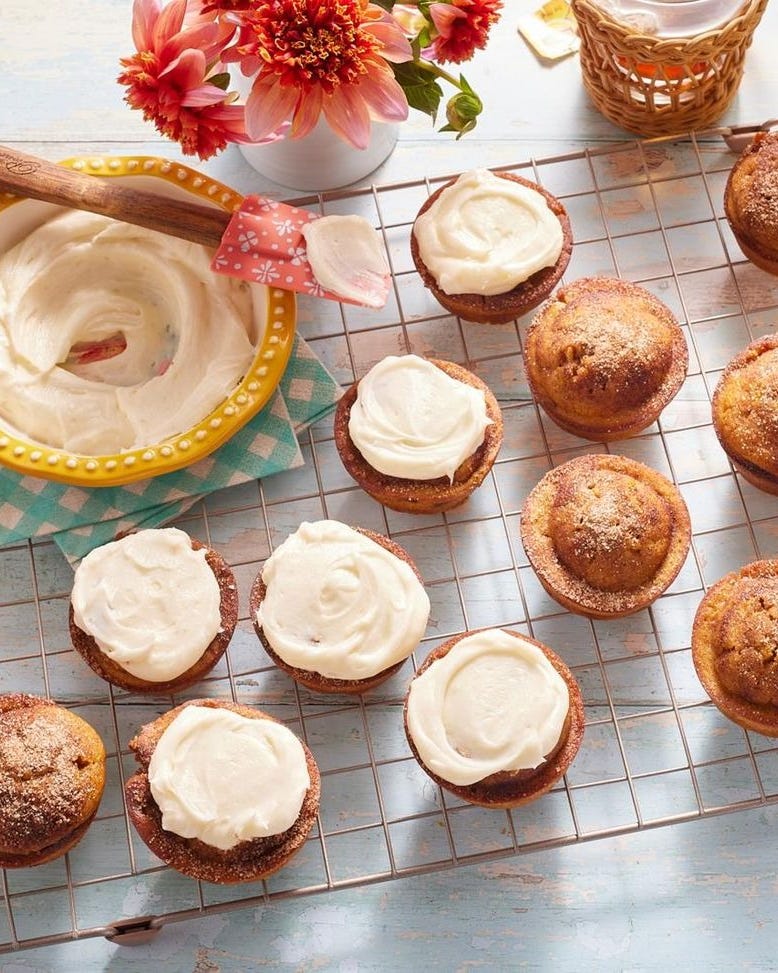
[0,145,390,309]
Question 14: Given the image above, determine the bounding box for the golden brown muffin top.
[549,467,673,592]
[525,277,687,440]
[712,333,778,480]
[0,694,105,856]
[725,132,778,251]
[521,454,691,617]
[692,560,778,737]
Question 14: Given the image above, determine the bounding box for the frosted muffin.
[724,131,778,275]
[124,699,320,884]
[411,169,572,324]
[334,354,503,513]
[525,277,688,440]
[250,520,430,694]
[0,694,105,868]
[69,528,238,694]
[712,333,778,495]
[521,454,691,618]
[692,560,778,737]
[404,628,584,807]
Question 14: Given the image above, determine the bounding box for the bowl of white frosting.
[0,156,295,486]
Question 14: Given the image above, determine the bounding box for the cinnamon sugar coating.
[124,698,320,884]
[724,132,778,275]
[334,359,503,514]
[525,277,687,440]
[250,527,424,694]
[0,694,105,867]
[69,538,238,694]
[520,454,690,618]
[402,629,585,808]
[410,172,572,324]
[712,333,778,495]
[692,560,778,736]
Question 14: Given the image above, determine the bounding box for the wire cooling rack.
[3,124,778,951]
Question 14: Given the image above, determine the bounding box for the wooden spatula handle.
[0,145,232,249]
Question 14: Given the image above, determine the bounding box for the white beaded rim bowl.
[0,155,296,487]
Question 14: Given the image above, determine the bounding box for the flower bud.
[445,89,482,134]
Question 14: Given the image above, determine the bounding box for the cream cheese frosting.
[348,355,492,482]
[406,629,569,786]
[148,705,310,850]
[301,215,390,309]
[413,169,564,297]
[0,210,262,453]
[257,520,430,680]
[71,527,222,683]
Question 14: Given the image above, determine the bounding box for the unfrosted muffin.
[69,527,238,694]
[334,354,503,513]
[712,333,778,495]
[692,560,778,736]
[404,628,584,807]
[520,454,691,618]
[250,520,430,694]
[724,131,778,275]
[524,277,688,440]
[0,694,105,868]
[124,698,320,884]
[411,169,572,324]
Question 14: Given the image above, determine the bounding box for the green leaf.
[209,72,231,92]
[392,62,443,119]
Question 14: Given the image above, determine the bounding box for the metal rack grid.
[3,125,778,951]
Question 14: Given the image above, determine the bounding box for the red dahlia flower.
[118,0,251,159]
[426,0,503,65]
[225,0,413,150]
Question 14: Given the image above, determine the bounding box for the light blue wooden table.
[3,2,778,970]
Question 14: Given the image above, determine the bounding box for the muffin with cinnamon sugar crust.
[520,454,690,618]
[403,628,584,808]
[334,356,503,514]
[525,277,688,441]
[692,560,778,737]
[724,131,778,275]
[411,170,572,324]
[125,698,320,884]
[712,333,778,495]
[0,694,105,868]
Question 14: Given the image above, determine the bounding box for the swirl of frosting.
[406,629,569,786]
[257,520,430,680]
[148,706,310,850]
[0,210,260,453]
[71,528,222,683]
[413,169,564,296]
[348,355,492,481]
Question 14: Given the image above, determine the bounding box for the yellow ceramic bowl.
[0,155,295,487]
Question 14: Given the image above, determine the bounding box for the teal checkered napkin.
[0,335,341,563]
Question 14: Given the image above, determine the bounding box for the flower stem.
[413,58,462,91]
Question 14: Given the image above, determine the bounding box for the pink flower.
[118,0,252,159]
[226,0,413,151]
[426,0,502,65]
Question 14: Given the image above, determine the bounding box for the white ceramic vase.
[238,117,399,192]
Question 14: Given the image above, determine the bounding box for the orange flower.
[118,0,252,159]
[426,0,502,65]
[226,0,413,150]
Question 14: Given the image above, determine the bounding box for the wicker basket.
[572,0,768,136]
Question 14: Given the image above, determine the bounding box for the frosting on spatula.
[301,215,390,309]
